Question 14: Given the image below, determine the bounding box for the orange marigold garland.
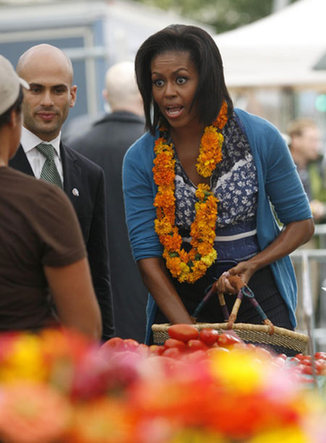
[153,101,228,283]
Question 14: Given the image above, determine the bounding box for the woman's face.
[151,50,199,131]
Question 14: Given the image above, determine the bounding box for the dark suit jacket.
[70,111,148,342]
[10,143,114,341]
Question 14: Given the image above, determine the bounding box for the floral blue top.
[174,114,259,261]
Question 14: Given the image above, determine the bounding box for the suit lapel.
[10,143,84,215]
[9,145,35,176]
[60,142,81,207]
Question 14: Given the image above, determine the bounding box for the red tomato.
[148,345,164,355]
[199,328,219,346]
[122,338,139,351]
[168,324,199,342]
[315,352,326,360]
[164,338,186,352]
[318,363,326,376]
[186,339,208,351]
[301,356,312,365]
[162,347,182,358]
[300,364,313,375]
[101,337,124,351]
[294,353,305,360]
[314,360,326,375]
[216,332,242,348]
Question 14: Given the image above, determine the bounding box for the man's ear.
[70,85,77,108]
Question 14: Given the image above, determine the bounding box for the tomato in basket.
[216,332,243,347]
[164,338,186,352]
[167,324,199,343]
[199,328,219,346]
[187,339,209,351]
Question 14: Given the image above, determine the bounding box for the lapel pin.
[72,188,79,197]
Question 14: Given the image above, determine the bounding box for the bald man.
[70,61,147,342]
[9,44,114,341]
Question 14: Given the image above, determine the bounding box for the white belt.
[183,228,257,243]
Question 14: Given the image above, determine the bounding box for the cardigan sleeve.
[122,134,163,261]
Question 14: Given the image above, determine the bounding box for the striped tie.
[36,143,63,189]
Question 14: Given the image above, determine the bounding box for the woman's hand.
[216,261,255,294]
[228,261,256,285]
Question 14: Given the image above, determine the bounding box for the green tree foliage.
[134,0,298,33]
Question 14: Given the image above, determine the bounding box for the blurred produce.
[0,326,325,442]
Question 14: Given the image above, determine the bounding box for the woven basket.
[152,322,309,354]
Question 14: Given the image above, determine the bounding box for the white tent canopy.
[215,0,326,89]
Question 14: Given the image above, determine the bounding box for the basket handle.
[226,277,275,335]
[192,275,275,335]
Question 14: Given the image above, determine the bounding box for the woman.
[122,25,314,346]
[0,55,102,340]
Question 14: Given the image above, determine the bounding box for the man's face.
[294,126,322,162]
[19,49,77,141]
[301,126,322,161]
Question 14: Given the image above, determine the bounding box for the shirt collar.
[21,127,62,158]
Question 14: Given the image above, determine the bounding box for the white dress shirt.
[20,127,64,182]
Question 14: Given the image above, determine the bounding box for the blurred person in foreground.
[9,44,114,341]
[70,61,147,342]
[122,24,314,351]
[0,54,101,339]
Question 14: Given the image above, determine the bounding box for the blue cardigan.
[123,109,312,341]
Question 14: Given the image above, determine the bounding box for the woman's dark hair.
[135,24,233,134]
[0,87,23,129]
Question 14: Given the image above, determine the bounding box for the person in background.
[0,54,102,339]
[9,44,114,341]
[287,118,326,329]
[70,61,147,342]
[287,118,326,222]
[123,24,314,352]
